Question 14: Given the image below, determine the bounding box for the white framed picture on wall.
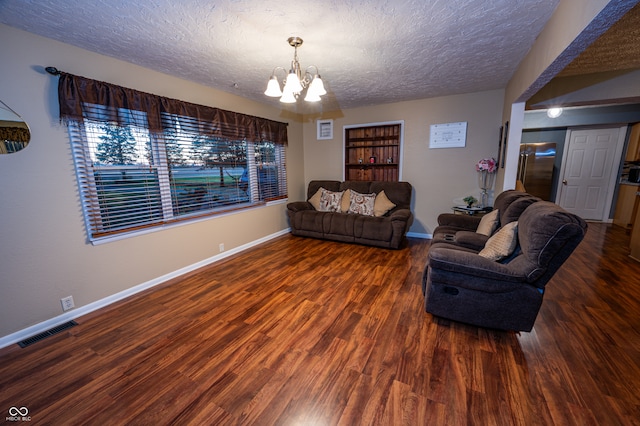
[429,121,467,148]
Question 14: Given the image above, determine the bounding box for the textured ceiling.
[557,1,640,77]
[0,0,566,113]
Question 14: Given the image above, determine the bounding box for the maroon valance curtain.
[57,72,288,145]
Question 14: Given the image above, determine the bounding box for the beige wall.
[497,0,623,192]
[0,24,304,339]
[302,90,505,235]
[1,0,625,342]
[505,0,613,107]
[0,22,504,340]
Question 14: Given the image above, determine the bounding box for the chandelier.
[264,37,327,103]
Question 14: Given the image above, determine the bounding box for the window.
[58,73,288,241]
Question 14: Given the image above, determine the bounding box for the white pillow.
[348,190,376,216]
[319,188,344,212]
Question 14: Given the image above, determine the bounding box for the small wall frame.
[429,121,467,148]
[317,119,334,140]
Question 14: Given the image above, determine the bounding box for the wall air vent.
[17,321,78,348]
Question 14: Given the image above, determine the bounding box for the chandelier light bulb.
[284,71,303,95]
[279,90,296,103]
[264,76,283,97]
[264,37,327,104]
[304,90,321,102]
[308,75,327,97]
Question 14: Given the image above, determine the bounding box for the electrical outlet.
[219,243,225,252]
[61,296,75,312]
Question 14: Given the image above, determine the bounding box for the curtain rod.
[45,67,62,76]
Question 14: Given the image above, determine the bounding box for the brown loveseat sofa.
[286,180,413,249]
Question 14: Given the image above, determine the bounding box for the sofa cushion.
[348,190,376,216]
[500,195,539,226]
[319,188,344,212]
[493,191,530,218]
[308,180,341,197]
[308,188,322,210]
[518,201,588,271]
[355,215,394,241]
[289,210,326,239]
[479,221,518,261]
[341,189,352,212]
[325,212,357,239]
[340,181,373,195]
[476,209,499,236]
[370,181,412,210]
[445,230,489,252]
[374,190,396,217]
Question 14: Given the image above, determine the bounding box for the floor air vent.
[18,321,78,348]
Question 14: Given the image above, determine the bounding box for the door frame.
[555,125,627,222]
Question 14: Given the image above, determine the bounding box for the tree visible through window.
[57,72,288,241]
[96,124,138,165]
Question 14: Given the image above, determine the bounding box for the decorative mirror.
[0,99,30,154]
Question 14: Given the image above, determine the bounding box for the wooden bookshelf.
[344,123,401,181]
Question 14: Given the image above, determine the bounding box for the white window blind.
[67,103,287,241]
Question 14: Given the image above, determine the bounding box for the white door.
[557,127,625,220]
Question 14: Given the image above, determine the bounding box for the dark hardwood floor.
[1,223,639,425]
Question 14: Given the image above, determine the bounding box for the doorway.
[556,126,626,221]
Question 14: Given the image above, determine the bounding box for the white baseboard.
[0,229,291,349]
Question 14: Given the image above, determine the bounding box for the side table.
[452,206,493,217]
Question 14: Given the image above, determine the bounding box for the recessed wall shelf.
[344,122,403,182]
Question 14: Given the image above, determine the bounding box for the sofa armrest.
[437,213,481,230]
[427,247,535,291]
[388,208,412,222]
[287,201,314,212]
[451,231,489,251]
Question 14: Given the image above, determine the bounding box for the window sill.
[266,198,288,207]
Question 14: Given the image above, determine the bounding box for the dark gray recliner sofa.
[423,200,587,332]
[287,180,413,249]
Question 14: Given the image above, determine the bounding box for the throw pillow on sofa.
[307,187,396,217]
[341,189,352,212]
[308,187,323,210]
[373,190,396,217]
[476,209,499,236]
[479,221,518,261]
[348,190,376,216]
[319,188,344,212]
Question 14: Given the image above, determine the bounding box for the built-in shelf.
[346,144,399,149]
[344,123,402,182]
[345,163,399,167]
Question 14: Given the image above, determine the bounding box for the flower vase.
[477,171,496,208]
